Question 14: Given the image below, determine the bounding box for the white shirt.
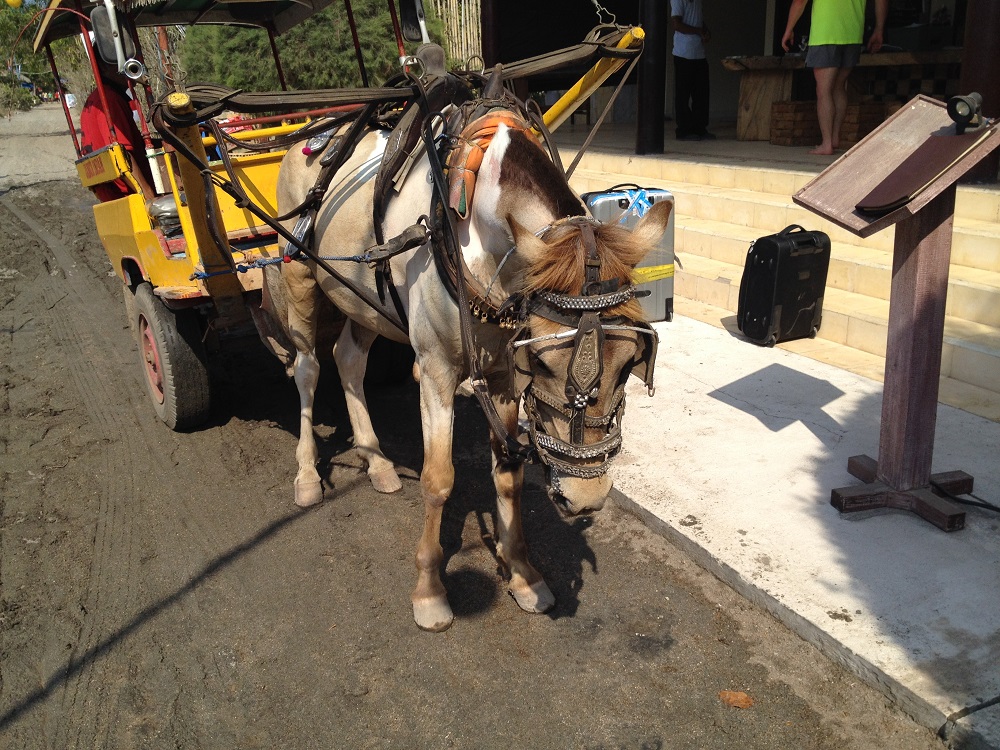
[671,0,706,60]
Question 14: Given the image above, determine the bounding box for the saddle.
[445,109,541,219]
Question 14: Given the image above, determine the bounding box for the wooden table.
[722,50,964,142]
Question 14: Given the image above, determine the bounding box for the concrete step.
[673,216,1000,329]
[569,152,1000,226]
[674,252,1000,398]
[572,168,1000,275]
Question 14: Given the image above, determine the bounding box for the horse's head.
[508,201,672,516]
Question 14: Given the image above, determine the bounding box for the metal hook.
[401,55,426,81]
[590,0,617,25]
[465,55,486,74]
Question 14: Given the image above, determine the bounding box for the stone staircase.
[567,152,1000,422]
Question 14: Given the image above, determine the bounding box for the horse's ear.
[630,200,673,250]
[483,64,504,99]
[507,215,547,263]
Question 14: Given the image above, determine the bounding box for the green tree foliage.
[3,1,92,104]
[2,3,43,111]
[180,0,447,91]
[1,4,35,65]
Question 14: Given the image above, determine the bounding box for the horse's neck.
[463,203,557,300]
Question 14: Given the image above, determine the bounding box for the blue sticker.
[618,189,652,223]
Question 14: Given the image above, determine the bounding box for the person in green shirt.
[781,0,886,155]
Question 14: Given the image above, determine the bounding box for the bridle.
[504,217,658,480]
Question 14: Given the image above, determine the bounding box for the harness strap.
[412,71,533,465]
[529,383,626,425]
[151,101,410,336]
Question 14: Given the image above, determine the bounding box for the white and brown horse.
[268,89,671,631]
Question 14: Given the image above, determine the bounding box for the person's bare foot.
[808,144,835,155]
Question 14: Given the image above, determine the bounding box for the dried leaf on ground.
[719,690,754,709]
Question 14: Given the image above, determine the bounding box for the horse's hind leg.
[411,354,459,632]
[292,349,324,506]
[283,261,325,507]
[490,396,555,614]
[332,322,402,493]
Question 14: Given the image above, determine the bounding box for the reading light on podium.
[947,92,983,135]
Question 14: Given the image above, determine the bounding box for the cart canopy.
[33,0,336,51]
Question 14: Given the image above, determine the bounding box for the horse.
[267,75,672,631]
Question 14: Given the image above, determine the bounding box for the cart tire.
[132,283,210,430]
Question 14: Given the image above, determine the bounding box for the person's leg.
[811,66,838,155]
[692,58,711,136]
[674,56,694,138]
[830,66,853,150]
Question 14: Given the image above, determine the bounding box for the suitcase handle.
[606,182,643,192]
[779,224,807,235]
[780,224,818,250]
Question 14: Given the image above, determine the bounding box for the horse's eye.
[530,351,555,376]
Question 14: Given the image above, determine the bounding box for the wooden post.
[636,0,667,155]
[958,0,1000,182]
[877,185,955,491]
[791,96,1000,531]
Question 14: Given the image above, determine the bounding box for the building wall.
[594,0,769,126]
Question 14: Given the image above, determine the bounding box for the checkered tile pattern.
[859,63,962,103]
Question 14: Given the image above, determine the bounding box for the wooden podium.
[793,95,1000,531]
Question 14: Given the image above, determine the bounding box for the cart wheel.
[132,283,210,430]
[764,334,777,348]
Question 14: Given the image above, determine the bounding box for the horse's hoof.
[369,467,403,494]
[412,597,454,632]
[294,479,324,507]
[509,579,555,614]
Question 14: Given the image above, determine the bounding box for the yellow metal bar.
[541,27,645,133]
[202,122,305,147]
[165,92,249,326]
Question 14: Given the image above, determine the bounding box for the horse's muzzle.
[546,469,611,516]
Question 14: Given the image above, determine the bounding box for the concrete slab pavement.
[611,312,1000,748]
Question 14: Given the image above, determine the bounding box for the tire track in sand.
[1,195,147,748]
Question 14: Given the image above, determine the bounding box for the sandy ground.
[0,104,952,749]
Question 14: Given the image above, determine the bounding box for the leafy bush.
[1,82,37,112]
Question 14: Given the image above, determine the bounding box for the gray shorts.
[805,44,862,68]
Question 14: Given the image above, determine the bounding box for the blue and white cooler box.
[581,185,676,322]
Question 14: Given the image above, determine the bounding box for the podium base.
[830,455,972,531]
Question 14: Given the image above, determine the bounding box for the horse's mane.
[500,130,585,219]
[524,221,648,321]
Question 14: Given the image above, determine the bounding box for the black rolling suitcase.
[737,224,831,347]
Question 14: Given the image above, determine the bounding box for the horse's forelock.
[525,222,648,321]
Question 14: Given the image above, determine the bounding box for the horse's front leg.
[332,322,402,493]
[490,395,555,614]
[411,355,459,632]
